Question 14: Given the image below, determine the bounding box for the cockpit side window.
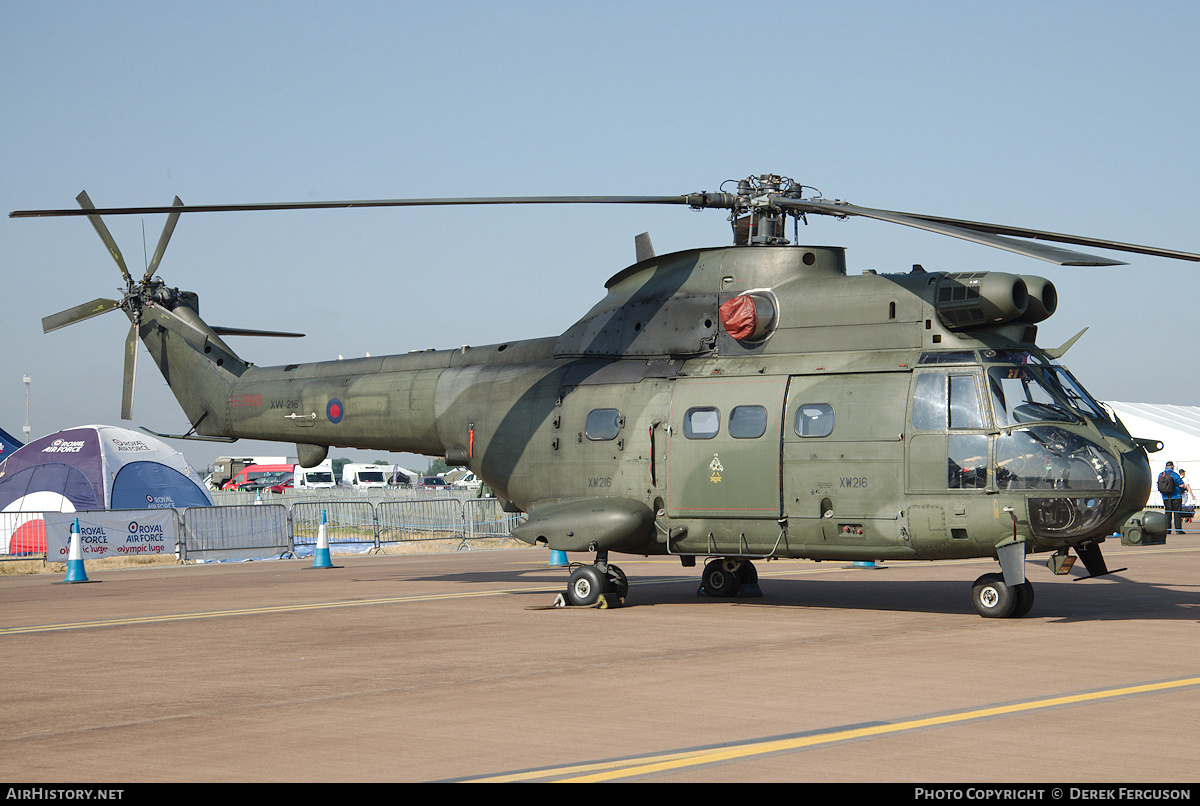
[912,373,946,431]
[949,375,985,430]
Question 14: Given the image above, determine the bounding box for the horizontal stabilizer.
[139,426,237,443]
[212,326,305,338]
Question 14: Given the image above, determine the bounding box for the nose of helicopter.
[1111,441,1156,536]
[1117,442,1153,511]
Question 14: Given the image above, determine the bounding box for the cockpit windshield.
[1039,365,1110,422]
[980,349,1046,365]
[920,351,1112,427]
[987,366,1078,426]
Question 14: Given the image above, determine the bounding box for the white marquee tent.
[1109,402,1200,505]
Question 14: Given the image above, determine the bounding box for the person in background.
[1179,469,1194,531]
[1159,461,1185,535]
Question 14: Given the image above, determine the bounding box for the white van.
[294,459,337,489]
[451,471,483,490]
[342,463,390,488]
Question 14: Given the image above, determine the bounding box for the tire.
[566,565,605,606]
[703,559,741,597]
[971,573,1017,618]
[1012,581,1035,618]
[606,564,629,601]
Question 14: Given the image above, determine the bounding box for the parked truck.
[208,456,287,490]
[294,458,337,489]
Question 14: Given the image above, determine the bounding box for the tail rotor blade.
[42,297,120,333]
[76,191,131,282]
[144,196,183,282]
[122,322,137,420]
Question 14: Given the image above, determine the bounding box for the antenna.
[22,374,31,442]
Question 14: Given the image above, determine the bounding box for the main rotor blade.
[41,297,120,333]
[11,195,693,218]
[122,322,137,421]
[144,196,184,282]
[874,207,1200,264]
[775,198,1127,266]
[779,198,1200,264]
[75,191,132,281]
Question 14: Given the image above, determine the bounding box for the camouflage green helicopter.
[13,174,1193,617]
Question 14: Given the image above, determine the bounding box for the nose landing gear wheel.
[1012,581,1035,618]
[971,572,1031,618]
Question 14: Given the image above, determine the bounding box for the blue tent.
[0,424,212,554]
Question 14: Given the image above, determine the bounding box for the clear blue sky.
[3,1,1199,472]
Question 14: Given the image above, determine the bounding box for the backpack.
[1158,472,1176,495]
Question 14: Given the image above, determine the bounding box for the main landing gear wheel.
[700,558,761,598]
[566,565,606,606]
[605,564,629,601]
[702,559,741,597]
[971,573,1034,618]
[563,562,628,607]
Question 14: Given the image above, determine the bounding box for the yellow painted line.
[471,676,1200,782]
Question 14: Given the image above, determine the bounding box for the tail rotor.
[42,192,187,420]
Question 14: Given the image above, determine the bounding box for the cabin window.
[585,408,622,441]
[794,404,834,438]
[684,407,720,439]
[729,405,767,439]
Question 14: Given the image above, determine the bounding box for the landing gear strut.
[698,558,763,598]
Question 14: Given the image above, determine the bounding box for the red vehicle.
[266,478,295,494]
[221,464,296,491]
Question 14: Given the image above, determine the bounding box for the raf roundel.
[326,398,344,424]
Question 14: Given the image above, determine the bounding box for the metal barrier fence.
[0,511,46,557]
[182,504,291,561]
[1,497,523,562]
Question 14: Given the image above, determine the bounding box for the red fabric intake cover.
[719,295,757,340]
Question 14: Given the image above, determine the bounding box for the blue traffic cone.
[60,519,92,584]
[548,549,568,567]
[310,509,334,569]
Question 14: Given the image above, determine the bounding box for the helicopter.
[12,174,1195,617]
